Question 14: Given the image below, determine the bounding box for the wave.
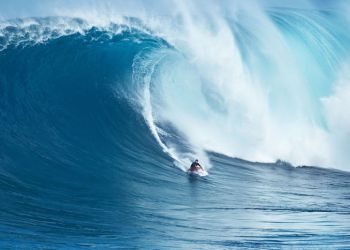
[1,5,350,174]
[1,2,350,248]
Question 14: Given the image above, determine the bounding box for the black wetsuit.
[190,162,201,171]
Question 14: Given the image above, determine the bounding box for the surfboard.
[187,169,208,177]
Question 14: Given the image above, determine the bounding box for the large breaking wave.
[3,1,350,171]
[1,1,350,248]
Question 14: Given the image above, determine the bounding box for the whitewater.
[0,0,350,249]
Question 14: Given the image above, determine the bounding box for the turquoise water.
[1,3,350,248]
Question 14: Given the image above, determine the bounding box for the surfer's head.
[195,159,198,163]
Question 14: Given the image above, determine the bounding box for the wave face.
[1,1,350,248]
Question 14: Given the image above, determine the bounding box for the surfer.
[189,159,203,172]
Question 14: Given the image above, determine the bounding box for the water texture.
[0,1,350,249]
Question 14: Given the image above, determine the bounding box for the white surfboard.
[187,168,208,177]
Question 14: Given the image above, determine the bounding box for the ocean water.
[1,1,350,249]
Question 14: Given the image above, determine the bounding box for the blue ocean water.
[1,2,350,249]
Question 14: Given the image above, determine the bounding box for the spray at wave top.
[2,0,350,171]
[127,1,350,171]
